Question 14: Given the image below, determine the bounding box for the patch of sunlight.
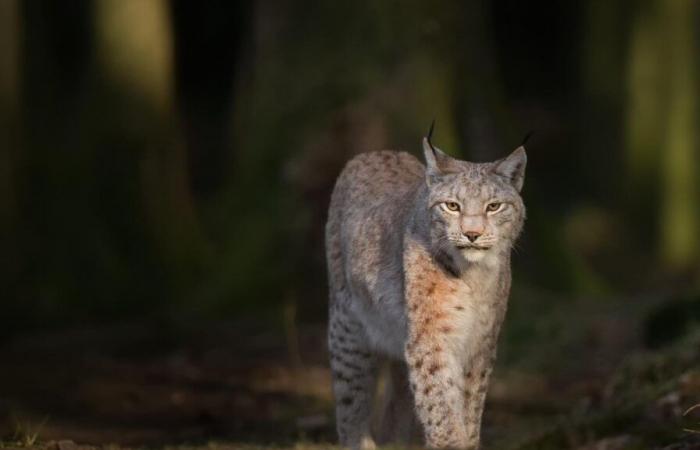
[94,0,174,113]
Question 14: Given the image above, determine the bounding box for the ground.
[0,307,698,450]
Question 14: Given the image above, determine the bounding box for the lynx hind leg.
[328,304,378,450]
[375,361,420,446]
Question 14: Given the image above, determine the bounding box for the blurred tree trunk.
[624,2,665,222]
[582,0,630,195]
[93,0,210,278]
[658,0,698,270]
[625,0,699,271]
[452,0,511,161]
[171,0,251,198]
[0,0,20,279]
[0,0,20,229]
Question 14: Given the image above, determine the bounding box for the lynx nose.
[464,231,482,242]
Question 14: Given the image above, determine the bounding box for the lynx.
[325,124,527,449]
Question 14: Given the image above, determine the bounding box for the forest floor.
[0,300,699,450]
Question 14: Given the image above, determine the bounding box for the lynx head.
[422,127,526,266]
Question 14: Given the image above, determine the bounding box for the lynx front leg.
[328,310,378,450]
[406,336,468,448]
[463,351,496,447]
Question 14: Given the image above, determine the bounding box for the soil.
[0,319,698,450]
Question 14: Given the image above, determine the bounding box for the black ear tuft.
[521,131,534,147]
[427,119,436,153]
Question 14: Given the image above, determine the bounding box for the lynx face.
[423,140,526,264]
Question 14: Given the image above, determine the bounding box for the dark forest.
[0,1,698,449]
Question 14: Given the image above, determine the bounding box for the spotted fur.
[326,136,526,449]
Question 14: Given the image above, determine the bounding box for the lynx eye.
[486,202,502,212]
[443,202,460,212]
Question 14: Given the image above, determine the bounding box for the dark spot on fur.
[360,351,373,359]
[334,372,351,383]
[424,385,433,395]
[427,282,436,296]
[341,396,353,406]
[414,328,426,342]
[428,363,442,375]
[455,305,465,311]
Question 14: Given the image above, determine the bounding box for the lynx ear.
[423,121,457,185]
[493,146,527,192]
[423,137,451,177]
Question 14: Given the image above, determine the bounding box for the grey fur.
[326,136,526,449]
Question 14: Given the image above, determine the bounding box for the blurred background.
[0,1,699,449]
